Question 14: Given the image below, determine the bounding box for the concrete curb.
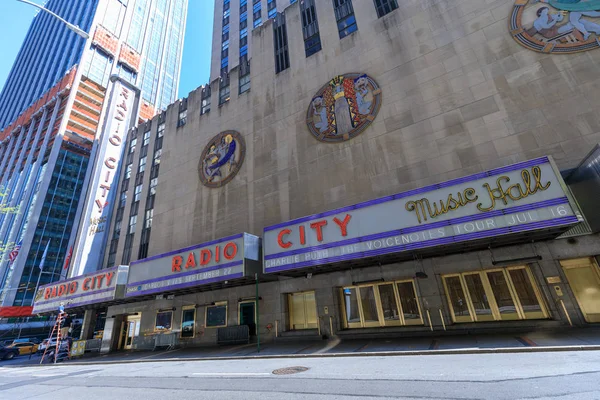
[14,344,600,367]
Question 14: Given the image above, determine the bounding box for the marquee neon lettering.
[276,214,353,249]
[170,241,239,274]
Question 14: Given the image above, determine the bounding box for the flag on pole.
[8,241,22,264]
[63,246,73,270]
[38,241,50,272]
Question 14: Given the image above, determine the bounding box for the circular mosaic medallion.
[510,0,600,54]
[198,130,246,188]
[306,73,382,143]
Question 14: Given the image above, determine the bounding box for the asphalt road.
[1,351,599,399]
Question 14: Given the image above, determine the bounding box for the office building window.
[118,63,137,84]
[129,137,137,153]
[158,123,165,138]
[134,184,143,202]
[273,13,290,73]
[138,156,147,173]
[300,0,322,57]
[129,215,137,234]
[144,209,154,228]
[122,233,134,264]
[201,86,211,115]
[333,0,358,38]
[125,163,132,179]
[219,73,230,105]
[373,0,398,18]
[239,56,251,94]
[253,0,262,27]
[143,131,151,147]
[83,47,113,87]
[268,0,277,19]
[149,178,158,195]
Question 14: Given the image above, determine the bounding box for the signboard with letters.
[263,157,582,273]
[70,77,140,277]
[125,233,261,298]
[32,265,129,314]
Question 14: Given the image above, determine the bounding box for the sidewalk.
[10,327,600,366]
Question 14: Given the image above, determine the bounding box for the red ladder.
[40,312,71,364]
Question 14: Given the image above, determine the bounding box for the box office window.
[155,311,173,331]
[442,266,548,323]
[206,302,227,328]
[180,307,196,338]
[341,280,422,328]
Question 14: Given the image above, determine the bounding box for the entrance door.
[123,315,140,350]
[239,301,256,335]
[561,258,600,323]
[289,291,318,330]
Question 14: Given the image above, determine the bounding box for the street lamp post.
[16,0,90,39]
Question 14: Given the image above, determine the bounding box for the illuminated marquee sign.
[263,157,582,273]
[125,233,261,297]
[32,266,129,314]
[71,77,139,277]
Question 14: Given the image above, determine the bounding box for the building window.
[133,184,143,202]
[138,225,151,260]
[239,57,251,94]
[373,0,398,18]
[300,0,322,57]
[341,280,423,328]
[333,0,358,38]
[158,123,165,138]
[155,310,173,332]
[144,208,153,228]
[181,306,196,338]
[205,301,227,328]
[138,156,146,173]
[268,0,277,19]
[129,137,137,153]
[125,163,132,179]
[143,131,151,147]
[219,73,230,105]
[117,63,137,84]
[442,266,548,323]
[273,13,290,73]
[129,215,137,234]
[253,0,262,27]
[122,233,134,264]
[201,86,211,115]
[119,191,127,208]
[177,109,187,127]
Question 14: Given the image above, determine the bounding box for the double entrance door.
[561,258,600,323]
[289,291,318,330]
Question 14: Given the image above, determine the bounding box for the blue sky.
[0,0,213,99]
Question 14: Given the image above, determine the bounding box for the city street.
[1,351,599,399]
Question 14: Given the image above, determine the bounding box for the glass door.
[124,316,140,350]
[561,258,600,323]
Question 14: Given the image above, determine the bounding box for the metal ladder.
[40,313,70,364]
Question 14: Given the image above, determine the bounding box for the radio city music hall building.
[33,0,600,351]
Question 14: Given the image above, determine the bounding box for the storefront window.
[155,311,173,331]
[341,280,422,328]
[180,307,196,338]
[443,266,547,323]
[206,302,227,328]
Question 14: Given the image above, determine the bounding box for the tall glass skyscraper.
[0,0,187,309]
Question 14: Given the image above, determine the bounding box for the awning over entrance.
[125,233,261,298]
[0,306,33,318]
[32,265,129,314]
[263,156,583,275]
